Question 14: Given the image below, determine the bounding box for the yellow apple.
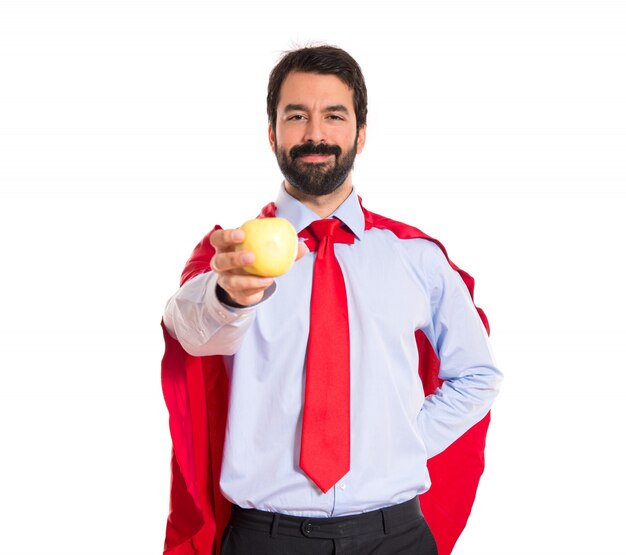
[235,217,299,277]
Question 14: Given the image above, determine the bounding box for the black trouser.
[220,497,438,554]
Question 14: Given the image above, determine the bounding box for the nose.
[302,117,325,143]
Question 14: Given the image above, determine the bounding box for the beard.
[275,137,358,197]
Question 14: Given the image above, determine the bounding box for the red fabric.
[299,219,353,493]
[161,199,492,555]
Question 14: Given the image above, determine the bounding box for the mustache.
[290,143,341,160]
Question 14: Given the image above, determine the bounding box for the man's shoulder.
[359,202,454,269]
[360,202,442,249]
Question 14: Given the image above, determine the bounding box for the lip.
[298,154,333,163]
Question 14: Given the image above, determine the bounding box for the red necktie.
[298,218,355,493]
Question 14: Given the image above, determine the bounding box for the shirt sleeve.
[416,242,503,459]
[163,271,276,357]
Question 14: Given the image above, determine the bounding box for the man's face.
[269,72,366,197]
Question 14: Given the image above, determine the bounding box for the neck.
[283,179,353,218]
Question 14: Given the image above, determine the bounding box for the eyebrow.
[283,103,350,114]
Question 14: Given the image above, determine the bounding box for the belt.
[230,497,423,539]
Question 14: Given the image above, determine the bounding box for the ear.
[268,123,276,152]
[356,124,367,154]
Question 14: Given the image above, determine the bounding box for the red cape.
[161,200,491,555]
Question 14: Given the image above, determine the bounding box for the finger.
[219,273,274,294]
[210,228,245,251]
[228,290,266,307]
[295,241,309,261]
[211,250,255,273]
[238,284,275,297]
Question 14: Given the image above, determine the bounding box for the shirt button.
[339,482,346,490]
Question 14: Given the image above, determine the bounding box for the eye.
[327,114,345,121]
[287,114,306,121]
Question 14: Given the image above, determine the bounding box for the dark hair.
[267,45,368,132]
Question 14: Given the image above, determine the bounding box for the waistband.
[230,497,423,539]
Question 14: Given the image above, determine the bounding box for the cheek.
[334,127,358,147]
[275,137,295,156]
[275,123,297,144]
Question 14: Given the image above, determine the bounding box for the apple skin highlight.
[235,217,299,277]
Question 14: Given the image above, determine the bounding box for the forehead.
[277,71,355,112]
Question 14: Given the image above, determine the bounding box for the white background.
[1,1,625,553]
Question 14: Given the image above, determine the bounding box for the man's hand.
[210,228,308,307]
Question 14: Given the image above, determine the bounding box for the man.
[161,45,502,555]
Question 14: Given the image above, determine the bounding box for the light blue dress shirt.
[163,186,502,517]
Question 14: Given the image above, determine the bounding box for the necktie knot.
[308,218,341,241]
[299,218,355,252]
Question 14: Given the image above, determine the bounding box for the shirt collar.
[274,183,365,241]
